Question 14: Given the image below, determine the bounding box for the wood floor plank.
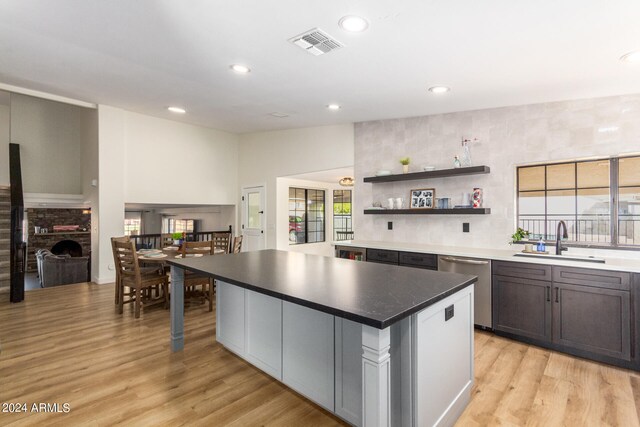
[493,346,549,425]
[1,284,639,426]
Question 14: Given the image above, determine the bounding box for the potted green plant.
[400,157,411,174]
[510,227,530,244]
[171,232,183,245]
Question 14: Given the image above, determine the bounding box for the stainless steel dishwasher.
[438,255,492,330]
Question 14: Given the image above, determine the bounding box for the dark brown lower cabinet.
[493,275,551,342]
[552,282,630,361]
[492,262,636,369]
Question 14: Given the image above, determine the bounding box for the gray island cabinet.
[168,250,477,427]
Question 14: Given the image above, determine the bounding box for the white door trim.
[241,184,267,251]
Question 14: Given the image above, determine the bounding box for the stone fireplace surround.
[26,208,91,272]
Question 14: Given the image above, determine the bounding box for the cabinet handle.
[440,256,489,265]
[546,286,550,302]
[555,287,559,303]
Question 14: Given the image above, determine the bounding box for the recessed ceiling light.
[230,64,251,74]
[428,86,450,94]
[338,15,369,32]
[620,51,640,63]
[167,106,186,114]
[327,104,341,110]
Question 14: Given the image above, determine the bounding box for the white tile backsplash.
[354,93,640,257]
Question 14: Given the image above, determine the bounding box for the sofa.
[36,249,90,287]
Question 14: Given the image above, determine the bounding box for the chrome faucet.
[556,220,569,255]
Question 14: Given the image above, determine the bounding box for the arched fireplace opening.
[51,240,83,257]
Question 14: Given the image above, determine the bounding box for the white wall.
[0,102,9,186]
[10,93,95,194]
[123,111,238,205]
[94,106,240,283]
[238,125,354,249]
[276,177,345,257]
[354,94,640,256]
[95,105,126,284]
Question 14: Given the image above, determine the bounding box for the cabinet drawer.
[366,248,399,264]
[493,261,551,281]
[399,252,437,269]
[552,266,630,291]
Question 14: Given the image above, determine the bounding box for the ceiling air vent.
[289,28,344,56]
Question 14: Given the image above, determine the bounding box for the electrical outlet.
[388,221,393,230]
[463,222,470,232]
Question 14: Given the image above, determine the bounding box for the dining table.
[137,246,225,263]
[135,246,224,304]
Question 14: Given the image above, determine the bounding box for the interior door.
[241,185,266,252]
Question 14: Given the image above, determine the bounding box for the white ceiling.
[1,1,639,134]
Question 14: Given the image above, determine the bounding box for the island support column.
[170,266,185,352]
[362,325,391,427]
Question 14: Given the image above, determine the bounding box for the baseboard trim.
[93,276,114,285]
[435,380,472,427]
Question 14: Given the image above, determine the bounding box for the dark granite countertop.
[168,249,476,329]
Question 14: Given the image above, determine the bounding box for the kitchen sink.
[513,253,606,263]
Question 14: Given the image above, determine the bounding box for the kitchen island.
[168,250,477,427]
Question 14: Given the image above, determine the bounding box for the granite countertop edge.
[167,253,477,329]
[333,240,640,273]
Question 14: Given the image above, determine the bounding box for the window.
[289,187,325,244]
[124,211,142,236]
[333,190,353,241]
[517,155,640,248]
[162,218,195,234]
[619,157,640,245]
[124,219,141,235]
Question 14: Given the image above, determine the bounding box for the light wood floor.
[1,283,639,426]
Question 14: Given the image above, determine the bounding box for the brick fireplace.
[26,208,91,272]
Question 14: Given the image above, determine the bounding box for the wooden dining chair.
[112,238,169,318]
[213,232,231,254]
[232,235,243,254]
[181,241,215,311]
[111,235,130,305]
[160,233,174,248]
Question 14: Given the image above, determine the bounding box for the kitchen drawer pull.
[546,286,550,302]
[440,256,489,265]
[555,287,559,303]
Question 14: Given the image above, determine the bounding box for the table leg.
[170,266,185,352]
[362,325,391,427]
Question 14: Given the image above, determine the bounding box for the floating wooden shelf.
[364,208,491,215]
[32,231,90,236]
[363,165,490,183]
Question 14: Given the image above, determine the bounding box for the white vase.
[461,142,471,167]
[402,164,409,174]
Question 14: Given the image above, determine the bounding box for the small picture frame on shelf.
[410,188,435,209]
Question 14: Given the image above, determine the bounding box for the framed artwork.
[410,188,435,209]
